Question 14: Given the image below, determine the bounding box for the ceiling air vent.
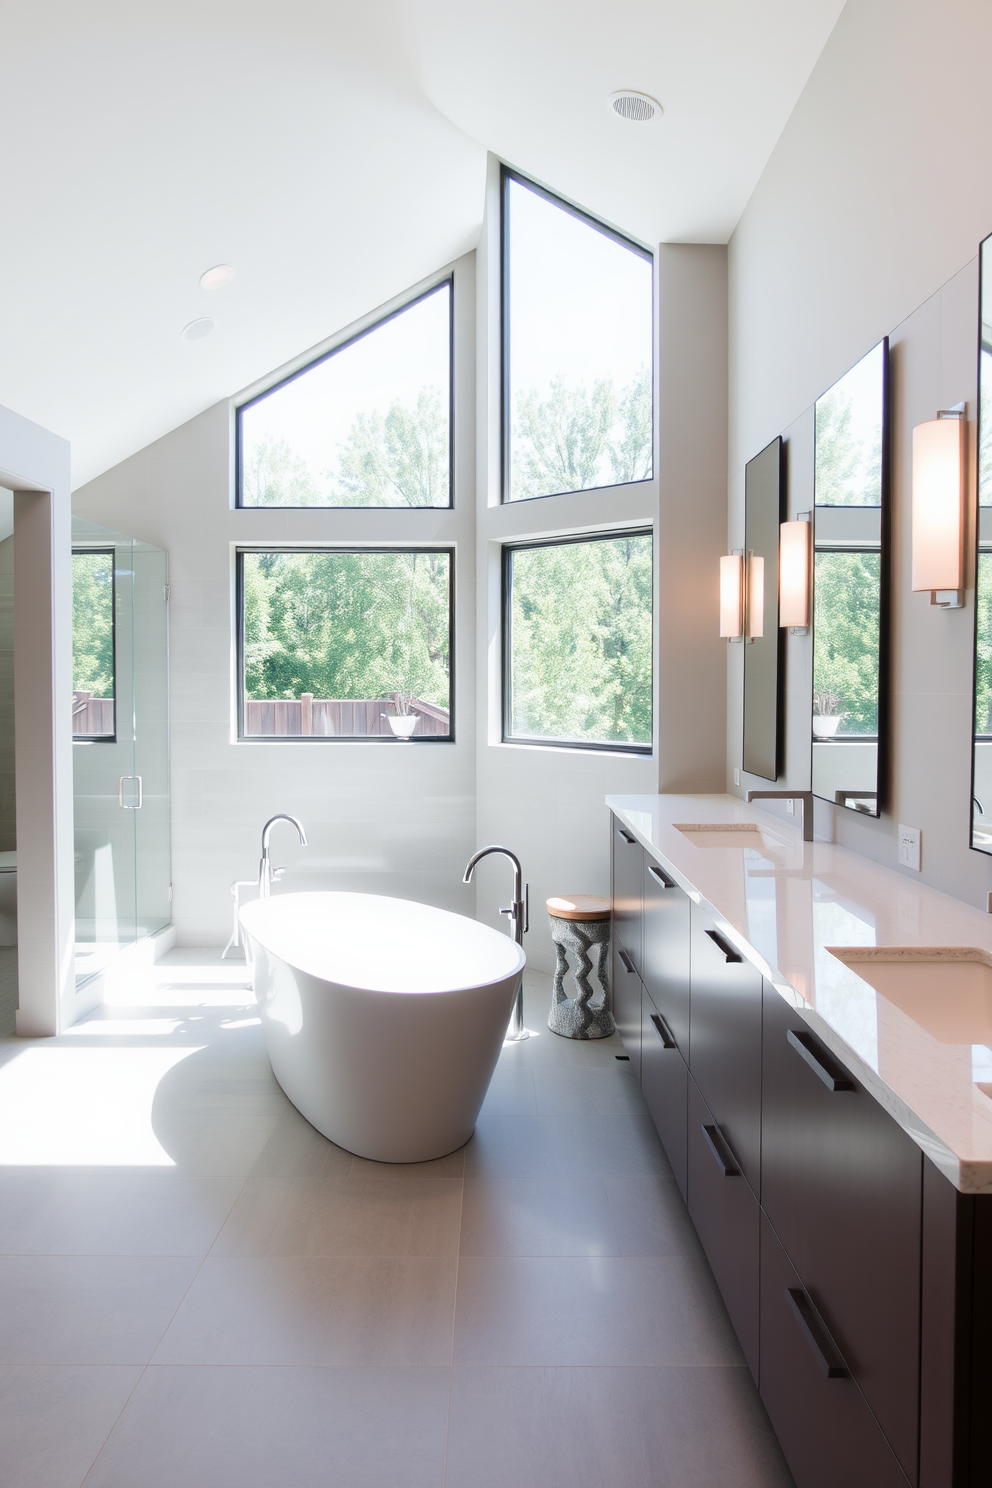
[608,90,662,123]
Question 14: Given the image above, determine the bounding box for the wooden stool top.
[546,894,611,922]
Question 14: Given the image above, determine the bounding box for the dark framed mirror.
[972,235,992,852]
[810,339,889,817]
[743,436,783,780]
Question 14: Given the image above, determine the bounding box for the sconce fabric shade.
[779,519,811,629]
[719,553,743,638]
[912,416,964,593]
[746,554,764,639]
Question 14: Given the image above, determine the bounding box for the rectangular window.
[72,549,116,740]
[237,280,453,509]
[502,169,653,502]
[238,549,453,740]
[503,531,652,752]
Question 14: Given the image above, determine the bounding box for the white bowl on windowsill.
[386,715,418,739]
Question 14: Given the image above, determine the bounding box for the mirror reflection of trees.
[813,552,881,734]
[507,534,652,748]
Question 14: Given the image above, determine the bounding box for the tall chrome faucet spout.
[463,844,529,1040]
[746,790,814,843]
[258,814,308,898]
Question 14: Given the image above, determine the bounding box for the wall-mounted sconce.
[720,551,743,641]
[779,513,811,633]
[912,406,965,608]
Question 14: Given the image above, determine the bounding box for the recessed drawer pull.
[704,928,742,963]
[618,828,635,845]
[786,1288,847,1378]
[618,949,636,974]
[701,1123,740,1177]
[786,1028,853,1092]
[650,1011,677,1049]
[647,863,676,888]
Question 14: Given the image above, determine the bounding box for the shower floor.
[0,953,792,1487]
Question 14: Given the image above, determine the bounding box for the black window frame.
[72,546,117,744]
[235,276,455,511]
[235,545,456,743]
[501,527,654,755]
[500,165,655,506]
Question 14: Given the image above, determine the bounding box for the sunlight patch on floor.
[0,1045,202,1165]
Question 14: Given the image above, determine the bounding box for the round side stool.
[546,895,615,1040]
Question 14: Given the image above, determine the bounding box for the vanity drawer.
[641,856,690,1055]
[612,937,642,1082]
[759,1214,911,1488]
[687,1076,759,1379]
[761,984,921,1483]
[688,904,762,1192]
[611,816,643,970]
[641,986,688,1198]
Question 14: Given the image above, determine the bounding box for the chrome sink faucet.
[464,845,529,1041]
[746,790,814,843]
[258,814,308,897]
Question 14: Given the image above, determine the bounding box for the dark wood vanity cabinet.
[686,1075,760,1379]
[687,903,762,1191]
[760,985,922,1484]
[607,811,992,1488]
[611,817,643,970]
[611,938,642,1082]
[641,984,688,1198]
[760,1214,912,1488]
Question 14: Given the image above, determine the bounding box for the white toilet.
[0,851,17,945]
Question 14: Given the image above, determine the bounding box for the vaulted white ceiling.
[0,0,846,487]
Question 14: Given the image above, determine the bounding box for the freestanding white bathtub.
[239,891,526,1162]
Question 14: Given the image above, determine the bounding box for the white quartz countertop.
[607,793,992,1194]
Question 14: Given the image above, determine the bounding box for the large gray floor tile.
[212,1150,464,1257]
[84,1366,449,1488]
[533,1064,648,1117]
[0,1365,140,1488]
[0,1256,199,1364]
[464,1115,671,1182]
[0,1171,245,1255]
[460,1175,618,1257]
[153,1254,457,1365]
[478,1053,538,1116]
[453,1253,742,1366]
[445,1366,795,1488]
[605,1174,701,1256]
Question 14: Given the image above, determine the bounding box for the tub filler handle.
[463,844,529,1042]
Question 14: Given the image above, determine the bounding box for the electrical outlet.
[786,798,795,816]
[733,768,740,788]
[898,824,921,872]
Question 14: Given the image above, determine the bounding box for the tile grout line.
[77,1157,258,1482]
[441,1148,467,1488]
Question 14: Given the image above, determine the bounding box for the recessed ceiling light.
[608,90,662,123]
[199,264,235,290]
[181,318,215,342]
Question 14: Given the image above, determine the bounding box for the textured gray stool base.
[547,913,614,1039]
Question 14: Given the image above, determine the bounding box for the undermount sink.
[674,822,788,851]
[826,946,992,1044]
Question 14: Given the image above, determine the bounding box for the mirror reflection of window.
[811,340,887,817]
[972,235,992,850]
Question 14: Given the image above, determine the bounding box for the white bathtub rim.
[240,889,526,995]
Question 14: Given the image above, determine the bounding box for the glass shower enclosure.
[72,517,171,984]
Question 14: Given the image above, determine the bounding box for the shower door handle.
[119,775,143,809]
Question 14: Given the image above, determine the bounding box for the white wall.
[73,257,480,946]
[727,0,992,909]
[74,181,730,968]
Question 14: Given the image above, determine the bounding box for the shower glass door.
[72,518,170,985]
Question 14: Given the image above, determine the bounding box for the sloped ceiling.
[0,0,845,487]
